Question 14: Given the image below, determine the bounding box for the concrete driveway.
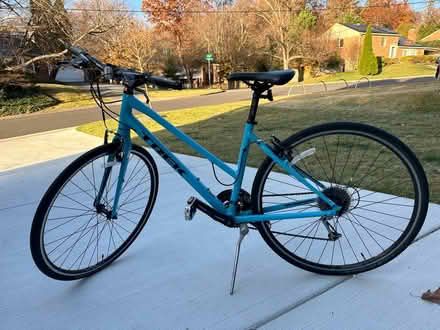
[1,129,440,329]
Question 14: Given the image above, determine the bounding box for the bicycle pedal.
[184,196,197,221]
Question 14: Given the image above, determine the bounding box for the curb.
[200,90,227,96]
[0,127,76,142]
[285,75,434,88]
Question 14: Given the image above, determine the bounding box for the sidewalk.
[0,128,102,172]
[1,129,440,329]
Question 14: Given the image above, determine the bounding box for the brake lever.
[134,87,150,105]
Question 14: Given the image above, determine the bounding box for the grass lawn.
[300,62,435,84]
[78,80,440,203]
[77,98,277,137]
[36,83,222,112]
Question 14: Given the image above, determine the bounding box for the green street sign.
[205,53,213,61]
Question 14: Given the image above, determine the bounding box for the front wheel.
[251,121,428,275]
[30,143,159,280]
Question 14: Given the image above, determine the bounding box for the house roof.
[421,29,440,41]
[398,37,425,48]
[341,24,398,35]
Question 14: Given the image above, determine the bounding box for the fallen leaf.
[421,288,440,304]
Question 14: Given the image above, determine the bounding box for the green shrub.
[359,25,378,75]
[0,84,57,117]
[326,56,342,69]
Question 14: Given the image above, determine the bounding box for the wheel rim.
[257,128,422,271]
[40,149,155,275]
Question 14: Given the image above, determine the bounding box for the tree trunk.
[184,65,193,89]
[282,47,289,70]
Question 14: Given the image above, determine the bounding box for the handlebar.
[67,44,182,90]
[149,76,182,90]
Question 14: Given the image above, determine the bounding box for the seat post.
[247,89,261,125]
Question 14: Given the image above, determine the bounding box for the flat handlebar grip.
[69,46,104,71]
[70,46,83,56]
[150,76,182,90]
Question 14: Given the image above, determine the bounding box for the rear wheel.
[30,143,159,280]
[252,121,428,275]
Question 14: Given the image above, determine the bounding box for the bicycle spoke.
[112,221,131,234]
[119,213,140,226]
[47,211,95,222]
[50,215,98,262]
[88,220,109,268]
[91,160,97,200]
[359,198,413,208]
[346,212,390,247]
[282,220,318,246]
[45,210,94,233]
[79,168,98,199]
[338,135,357,185]
[337,236,346,265]
[322,136,336,185]
[59,192,94,212]
[305,221,321,259]
[267,177,310,192]
[353,206,410,221]
[349,212,405,232]
[52,205,92,212]
[338,221,360,263]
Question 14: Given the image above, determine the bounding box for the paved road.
[0,76,433,139]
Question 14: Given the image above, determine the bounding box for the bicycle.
[30,46,429,294]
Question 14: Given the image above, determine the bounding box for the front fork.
[94,135,132,219]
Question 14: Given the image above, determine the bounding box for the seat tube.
[230,122,254,213]
[229,91,260,214]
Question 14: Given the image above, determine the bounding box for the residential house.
[327,23,434,71]
[0,30,26,66]
[0,29,53,80]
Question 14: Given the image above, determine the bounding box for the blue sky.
[125,0,142,11]
[122,0,430,13]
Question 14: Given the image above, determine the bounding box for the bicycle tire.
[30,142,159,280]
[251,121,428,275]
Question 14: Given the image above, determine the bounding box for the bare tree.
[104,19,157,73]
[1,0,130,72]
[199,0,257,76]
[142,0,208,87]
[258,0,319,69]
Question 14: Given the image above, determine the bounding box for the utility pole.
[205,44,213,89]
[208,42,211,89]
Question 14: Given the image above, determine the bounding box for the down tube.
[128,95,237,178]
[124,98,227,212]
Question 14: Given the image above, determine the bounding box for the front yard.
[302,62,435,84]
[78,80,440,203]
[0,83,222,117]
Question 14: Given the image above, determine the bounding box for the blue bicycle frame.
[103,92,341,223]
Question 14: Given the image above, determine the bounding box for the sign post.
[204,53,213,88]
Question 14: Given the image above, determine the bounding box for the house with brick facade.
[327,23,433,71]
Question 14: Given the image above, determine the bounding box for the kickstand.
[230,223,249,295]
